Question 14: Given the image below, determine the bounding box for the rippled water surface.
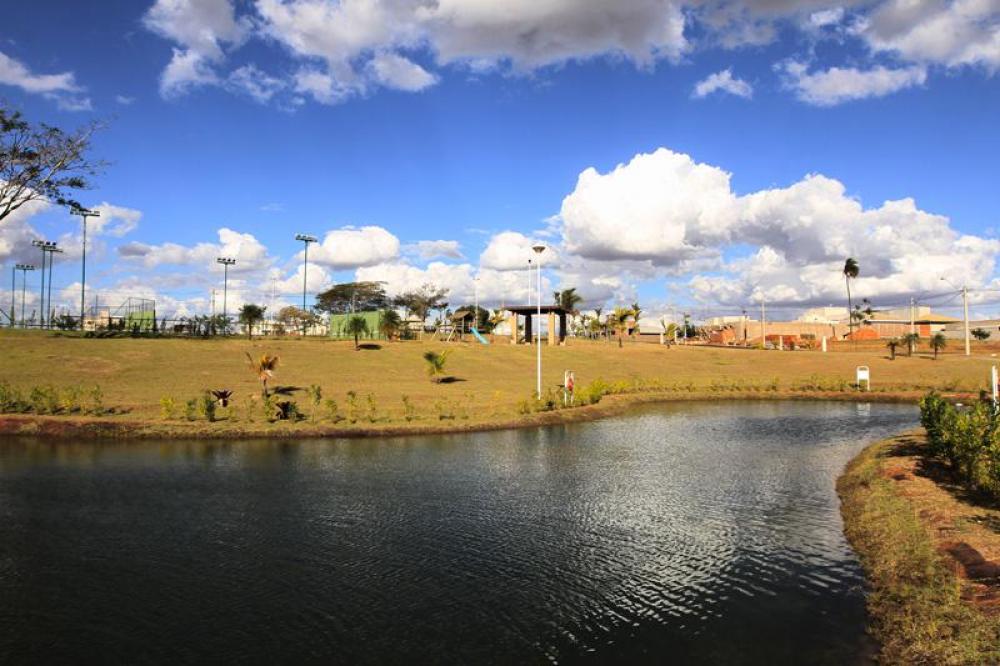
[0,401,916,664]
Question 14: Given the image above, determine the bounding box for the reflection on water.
[0,401,915,664]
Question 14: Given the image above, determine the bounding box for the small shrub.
[242,395,257,423]
[366,393,378,423]
[346,391,360,423]
[87,385,105,415]
[58,385,83,413]
[307,384,323,408]
[29,385,59,414]
[0,382,27,413]
[199,393,217,422]
[159,396,177,420]
[274,400,302,421]
[184,398,199,421]
[261,394,276,422]
[401,395,416,421]
[323,398,341,422]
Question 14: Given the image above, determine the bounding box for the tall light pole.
[46,245,63,328]
[532,244,546,398]
[295,234,317,335]
[32,240,59,328]
[217,257,236,333]
[71,208,100,330]
[8,265,14,327]
[474,273,480,328]
[15,264,35,327]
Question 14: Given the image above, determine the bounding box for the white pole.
[963,285,970,356]
[536,256,542,398]
[992,365,998,407]
[760,297,766,346]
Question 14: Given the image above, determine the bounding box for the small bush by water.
[919,392,1000,499]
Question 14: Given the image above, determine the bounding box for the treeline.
[919,392,1000,499]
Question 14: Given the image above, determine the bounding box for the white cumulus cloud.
[778,59,927,105]
[306,225,400,269]
[692,68,753,98]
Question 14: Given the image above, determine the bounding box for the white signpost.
[991,366,998,407]
[856,366,871,391]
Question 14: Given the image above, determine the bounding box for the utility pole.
[760,296,766,345]
[32,241,47,328]
[532,245,546,398]
[15,264,35,327]
[211,289,217,318]
[71,208,100,330]
[910,297,915,337]
[963,285,970,357]
[216,257,236,334]
[295,234,317,336]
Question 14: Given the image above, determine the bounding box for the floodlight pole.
[71,208,100,330]
[32,241,46,328]
[10,266,15,328]
[15,264,35,327]
[533,245,546,399]
[295,234,317,336]
[217,257,236,334]
[47,246,62,328]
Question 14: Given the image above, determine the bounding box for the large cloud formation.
[137,0,1000,108]
[556,147,999,307]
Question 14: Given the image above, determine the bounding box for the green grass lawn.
[2,328,997,435]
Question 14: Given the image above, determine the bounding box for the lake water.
[0,401,916,664]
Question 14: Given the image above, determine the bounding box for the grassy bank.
[1,328,996,438]
[838,432,1000,664]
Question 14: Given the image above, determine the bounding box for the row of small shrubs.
[0,381,107,415]
[157,387,476,424]
[919,392,1000,498]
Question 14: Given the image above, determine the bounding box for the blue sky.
[2,0,999,321]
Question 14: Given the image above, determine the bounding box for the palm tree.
[630,302,642,340]
[238,303,266,340]
[930,332,947,359]
[610,306,634,348]
[422,350,450,382]
[246,353,278,397]
[379,309,402,341]
[902,332,919,357]
[345,314,370,350]
[554,288,583,315]
[886,338,899,360]
[843,258,859,339]
[488,309,507,342]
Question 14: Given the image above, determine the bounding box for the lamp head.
[295,234,318,243]
[532,244,546,255]
[216,257,236,266]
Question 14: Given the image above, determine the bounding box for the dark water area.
[0,401,916,664]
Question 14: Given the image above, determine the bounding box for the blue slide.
[470,326,490,345]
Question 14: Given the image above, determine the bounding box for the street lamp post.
[532,244,546,398]
[71,208,100,330]
[216,257,236,334]
[8,266,14,327]
[15,264,35,327]
[295,234,317,336]
[32,240,60,328]
[46,245,63,328]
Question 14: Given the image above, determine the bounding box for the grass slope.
[838,432,1000,664]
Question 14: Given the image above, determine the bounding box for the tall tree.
[238,303,266,339]
[843,258,859,339]
[315,281,387,314]
[1,105,105,223]
[394,284,448,335]
[276,305,320,333]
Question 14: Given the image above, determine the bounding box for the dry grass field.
[2,329,998,436]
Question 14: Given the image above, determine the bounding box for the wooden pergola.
[505,305,569,345]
